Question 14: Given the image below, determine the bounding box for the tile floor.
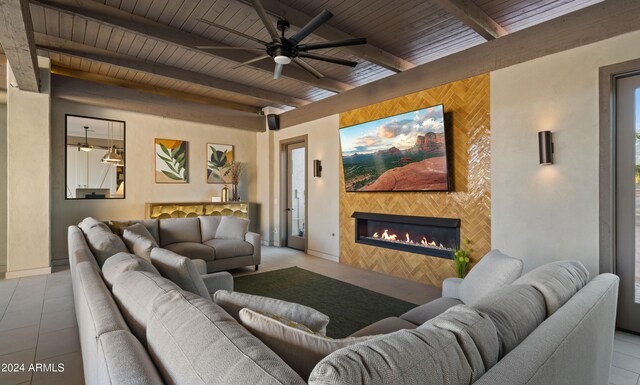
[0,246,637,385]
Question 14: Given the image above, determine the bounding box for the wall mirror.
[65,115,126,199]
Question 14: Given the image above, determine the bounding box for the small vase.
[232,184,238,201]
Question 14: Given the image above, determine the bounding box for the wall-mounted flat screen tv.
[340,104,450,192]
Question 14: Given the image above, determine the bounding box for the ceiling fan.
[196,0,367,80]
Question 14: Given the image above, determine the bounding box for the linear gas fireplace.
[351,212,460,259]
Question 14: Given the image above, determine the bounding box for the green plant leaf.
[159,143,171,157]
[161,170,183,180]
[176,152,185,163]
[165,161,178,174]
[157,154,172,163]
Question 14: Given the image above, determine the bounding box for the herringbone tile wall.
[338,74,491,287]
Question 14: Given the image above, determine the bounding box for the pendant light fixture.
[79,126,94,152]
[102,121,122,163]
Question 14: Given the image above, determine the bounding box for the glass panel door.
[615,73,640,333]
[286,142,306,251]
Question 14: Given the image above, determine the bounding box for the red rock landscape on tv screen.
[340,105,449,192]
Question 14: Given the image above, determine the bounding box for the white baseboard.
[5,266,52,279]
[307,250,339,262]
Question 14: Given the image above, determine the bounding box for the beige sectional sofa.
[69,220,620,385]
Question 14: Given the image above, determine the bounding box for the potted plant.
[453,239,472,278]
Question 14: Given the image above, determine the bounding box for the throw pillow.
[82,221,129,267]
[471,284,546,358]
[513,260,589,316]
[239,308,372,380]
[150,248,210,299]
[122,223,159,261]
[213,290,330,334]
[458,249,523,304]
[215,216,249,240]
[101,252,160,289]
[79,217,110,233]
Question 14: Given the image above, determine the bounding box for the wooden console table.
[145,202,248,219]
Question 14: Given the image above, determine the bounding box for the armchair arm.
[191,259,207,275]
[245,232,261,265]
[442,277,463,299]
[202,271,234,295]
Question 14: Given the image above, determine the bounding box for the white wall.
[6,57,52,277]
[51,99,258,265]
[258,115,341,259]
[491,30,640,277]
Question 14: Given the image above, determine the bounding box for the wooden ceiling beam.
[430,0,508,40]
[31,0,352,93]
[35,33,310,108]
[241,0,415,73]
[52,76,265,131]
[51,65,262,114]
[0,0,39,91]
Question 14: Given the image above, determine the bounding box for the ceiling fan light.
[79,144,93,152]
[274,55,291,65]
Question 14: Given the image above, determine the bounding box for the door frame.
[599,58,640,333]
[599,58,640,273]
[279,135,308,251]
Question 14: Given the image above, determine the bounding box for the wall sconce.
[538,131,554,165]
[313,160,322,177]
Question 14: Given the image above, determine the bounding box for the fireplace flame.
[368,230,449,251]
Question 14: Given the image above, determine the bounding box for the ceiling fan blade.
[196,46,265,51]
[273,63,283,80]
[197,18,268,45]
[292,58,323,79]
[232,55,270,69]
[297,52,358,67]
[250,0,281,41]
[289,10,333,45]
[297,38,367,51]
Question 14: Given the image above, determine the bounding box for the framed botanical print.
[207,143,234,184]
[155,139,188,183]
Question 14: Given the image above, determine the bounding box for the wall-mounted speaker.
[267,114,280,130]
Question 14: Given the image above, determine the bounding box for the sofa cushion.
[164,242,215,261]
[458,249,523,304]
[419,305,499,382]
[240,308,373,380]
[158,217,202,246]
[79,217,109,233]
[199,215,222,242]
[513,260,589,316]
[471,284,545,358]
[309,327,473,385]
[213,290,330,335]
[204,239,253,259]
[81,219,129,267]
[350,317,417,337]
[400,296,463,326]
[101,252,159,290]
[111,270,182,345]
[122,223,159,261]
[97,330,164,385]
[215,216,249,240]
[150,248,210,299]
[147,290,306,385]
[134,219,160,244]
[75,261,130,385]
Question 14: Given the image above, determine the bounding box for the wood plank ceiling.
[10,0,603,116]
